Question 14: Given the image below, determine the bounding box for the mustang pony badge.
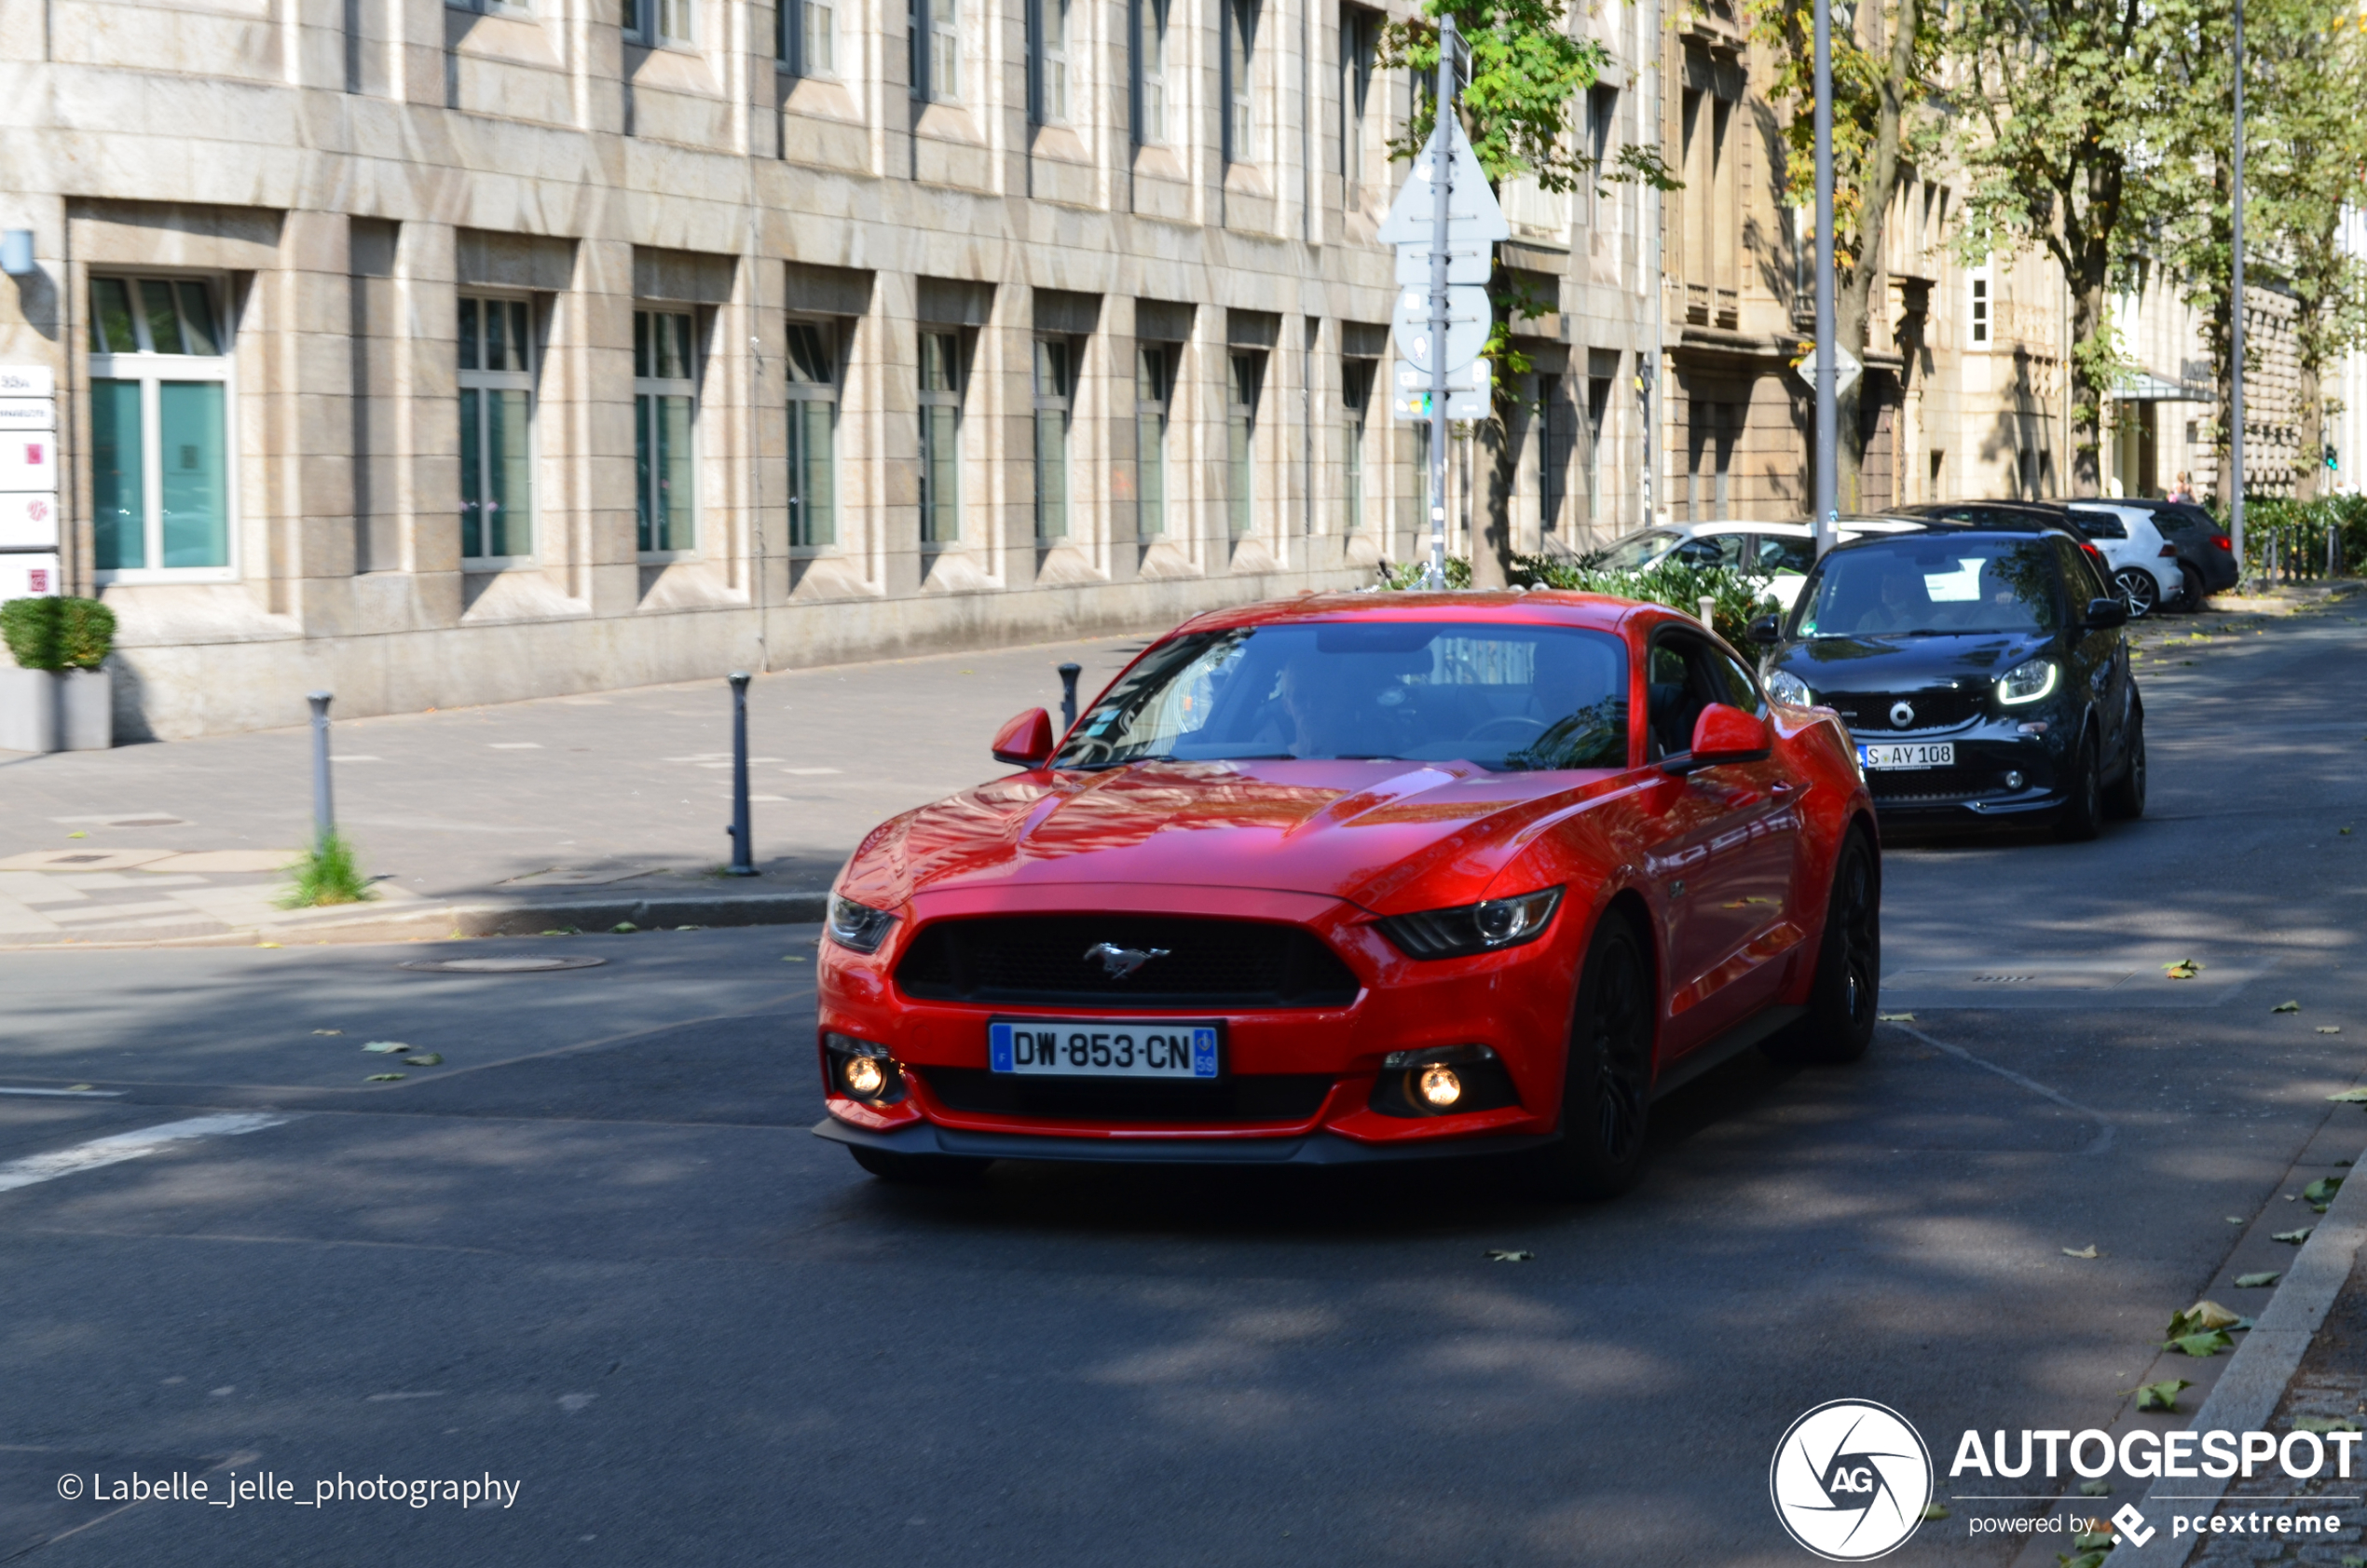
[1084,943,1170,980]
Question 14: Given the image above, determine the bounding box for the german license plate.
[989,1020,1221,1079]
[1858,742,1954,770]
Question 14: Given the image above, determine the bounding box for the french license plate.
[989,1020,1221,1079]
[1858,742,1954,770]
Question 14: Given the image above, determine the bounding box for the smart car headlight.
[826,894,899,953]
[1765,669,1815,708]
[1996,658,2059,705]
[1376,887,1564,960]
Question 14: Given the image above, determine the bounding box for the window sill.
[93,567,239,586]
[636,550,699,565]
[461,556,537,572]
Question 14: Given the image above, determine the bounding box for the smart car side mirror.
[1663,703,1772,775]
[1746,613,1783,647]
[991,708,1057,768]
[2083,597,2128,630]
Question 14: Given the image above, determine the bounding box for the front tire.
[1526,909,1656,1201]
[2055,729,2103,842]
[2103,707,2147,820]
[2113,566,2160,618]
[848,1145,992,1185]
[1763,827,1880,1065]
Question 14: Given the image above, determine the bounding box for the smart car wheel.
[848,1146,992,1185]
[1762,828,1879,1066]
[2103,706,2147,820]
[2055,729,2103,842]
[2113,566,2159,618]
[1526,909,1655,1200]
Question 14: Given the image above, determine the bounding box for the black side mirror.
[1745,613,1782,647]
[2083,597,2128,630]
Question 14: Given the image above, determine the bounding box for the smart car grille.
[919,1069,1336,1124]
[1828,688,1983,732]
[1868,767,2001,802]
[894,917,1362,1009]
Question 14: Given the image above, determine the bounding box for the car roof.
[1822,525,2066,555]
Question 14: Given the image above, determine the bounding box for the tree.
[1948,0,2206,495]
[1746,0,1942,511]
[1377,0,1608,585]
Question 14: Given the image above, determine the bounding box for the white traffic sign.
[1799,342,1864,401]
[1375,121,1512,246]
[1392,359,1491,421]
[1392,283,1490,374]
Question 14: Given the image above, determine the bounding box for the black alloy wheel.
[848,1146,993,1185]
[2104,706,2147,820]
[2055,729,2103,841]
[1763,828,1880,1065]
[2113,566,2160,618]
[1527,910,1656,1200]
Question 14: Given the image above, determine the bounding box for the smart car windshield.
[1794,537,2061,637]
[1053,621,1630,772]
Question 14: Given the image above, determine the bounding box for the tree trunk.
[2069,277,2108,496]
[2296,311,2323,503]
[1473,417,1514,586]
[1830,0,1916,515]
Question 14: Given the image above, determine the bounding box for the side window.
[1755,534,1814,576]
[1707,647,1764,716]
[2053,537,2106,607]
[1673,533,1746,568]
[2068,508,2126,540]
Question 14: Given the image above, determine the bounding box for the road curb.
[2114,1132,2367,1565]
[0,889,831,949]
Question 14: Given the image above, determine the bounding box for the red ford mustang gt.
[814,592,1879,1197]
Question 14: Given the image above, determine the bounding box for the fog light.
[2017,721,2049,736]
[842,1056,887,1097]
[1417,1065,1463,1108]
[2004,770,2025,790]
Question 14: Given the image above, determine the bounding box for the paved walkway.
[0,585,2351,948]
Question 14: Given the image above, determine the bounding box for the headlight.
[827,894,898,953]
[1376,887,1564,960]
[1996,658,2059,705]
[1765,669,1815,708]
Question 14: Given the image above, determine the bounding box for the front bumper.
[814,1113,1560,1166]
[1859,723,2072,825]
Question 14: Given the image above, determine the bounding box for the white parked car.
[2064,502,2185,617]
[1589,517,1924,609]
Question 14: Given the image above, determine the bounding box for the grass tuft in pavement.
[280,832,376,908]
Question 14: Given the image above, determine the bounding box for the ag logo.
[1769,1399,1934,1561]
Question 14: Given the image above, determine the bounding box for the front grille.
[895,916,1362,1009]
[921,1068,1336,1124]
[1827,687,1984,731]
[1868,767,2003,802]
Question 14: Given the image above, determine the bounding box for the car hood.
[1772,631,2054,696]
[835,758,1625,915]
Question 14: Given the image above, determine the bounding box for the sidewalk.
[0,631,1154,947]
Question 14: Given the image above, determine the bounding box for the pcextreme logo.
[1770,1400,1936,1561]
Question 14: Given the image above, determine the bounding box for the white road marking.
[0,1113,291,1193]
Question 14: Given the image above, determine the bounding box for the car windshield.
[1594,529,1680,571]
[1794,538,2061,637]
[1053,621,1631,772]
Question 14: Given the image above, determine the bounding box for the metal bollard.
[724,672,758,878]
[1058,662,1082,732]
[306,691,335,840]
[1698,596,1717,631]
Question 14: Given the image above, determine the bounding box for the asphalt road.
[5,609,2367,1566]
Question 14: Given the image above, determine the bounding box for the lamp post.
[2228,0,2248,578]
[1812,0,1838,555]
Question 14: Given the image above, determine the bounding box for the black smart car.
[1748,527,2144,839]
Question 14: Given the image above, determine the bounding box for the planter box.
[0,664,57,754]
[62,666,110,750]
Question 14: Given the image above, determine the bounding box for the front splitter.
[813,1114,1559,1166]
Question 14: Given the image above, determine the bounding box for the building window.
[1227,351,1263,538]
[1539,375,1570,537]
[458,296,534,564]
[1584,373,1612,525]
[919,331,963,545]
[1685,400,1737,522]
[88,276,233,578]
[1224,0,1257,162]
[449,0,529,14]
[1136,345,1171,539]
[625,0,691,43]
[634,308,698,554]
[1341,7,1376,188]
[1134,0,1169,143]
[1029,0,1070,123]
[783,0,834,74]
[1584,86,1617,233]
[787,320,839,550]
[1341,358,1374,531]
[1971,276,1990,344]
[910,0,959,100]
[1033,339,1073,543]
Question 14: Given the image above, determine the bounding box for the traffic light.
[2328,444,2340,470]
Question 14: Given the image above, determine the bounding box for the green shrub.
[57,598,115,669]
[1376,555,1474,590]
[1377,552,1781,646]
[0,596,114,672]
[280,832,375,908]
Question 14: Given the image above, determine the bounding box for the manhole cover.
[398,955,609,974]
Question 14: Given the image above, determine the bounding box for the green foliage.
[0,596,116,672]
[1378,554,1476,590]
[1377,553,1780,644]
[2237,493,2367,579]
[280,832,375,908]
[1377,0,1610,194]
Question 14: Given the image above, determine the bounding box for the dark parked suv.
[1750,527,2143,839]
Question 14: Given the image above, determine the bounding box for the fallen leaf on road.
[2303,1177,2344,1203]
[312,1029,342,1036]
[2062,1245,2099,1259]
[2165,960,2203,979]
[1922,1504,1950,1520]
[2227,1216,2246,1223]
[403,1054,444,1067]
[2170,1302,2241,1333]
[540,928,580,936]
[611,922,639,934]
[257,941,281,948]
[364,1073,405,1082]
[2079,1479,2113,1496]
[2320,1026,2343,1034]
[2235,1272,2281,1288]
[1878,1012,1915,1022]
[2328,1089,2367,1103]
[65,831,85,839]
[2274,1001,2302,1013]
[362,1042,408,1054]
[782,955,808,962]
[2163,1330,2235,1357]
[65,1084,93,1092]
[2136,1380,2192,1412]
[2075,1532,2114,1549]
[2296,1416,2363,1433]
[2059,1552,2108,1568]
[2274,1227,2313,1244]
[1485,1249,1535,1262]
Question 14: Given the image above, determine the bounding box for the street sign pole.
[2230,0,2248,578]
[1426,15,1459,592]
[1812,0,1837,556]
